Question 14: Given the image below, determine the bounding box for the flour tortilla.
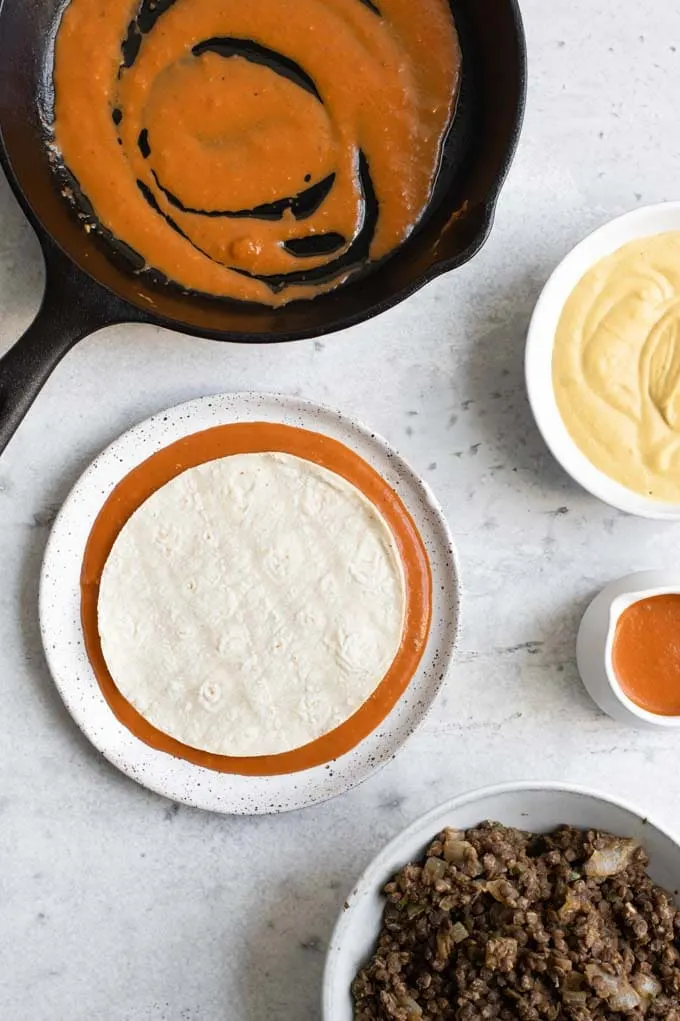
[97,452,406,756]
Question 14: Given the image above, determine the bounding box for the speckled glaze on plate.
[39,393,460,815]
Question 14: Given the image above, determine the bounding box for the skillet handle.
[0,252,125,456]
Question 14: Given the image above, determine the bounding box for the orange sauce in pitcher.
[612,594,680,716]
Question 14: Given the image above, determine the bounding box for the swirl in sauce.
[52,0,461,305]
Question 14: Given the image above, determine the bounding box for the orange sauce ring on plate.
[80,422,432,775]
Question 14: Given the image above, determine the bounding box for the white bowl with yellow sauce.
[526,202,680,518]
[577,570,680,728]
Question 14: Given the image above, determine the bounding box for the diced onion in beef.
[583,839,637,878]
[632,972,662,1004]
[443,838,474,865]
[423,857,447,884]
[586,964,642,1011]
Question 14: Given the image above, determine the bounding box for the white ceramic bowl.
[525,202,680,519]
[577,570,680,729]
[322,781,680,1020]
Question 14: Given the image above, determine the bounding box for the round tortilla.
[97,452,406,756]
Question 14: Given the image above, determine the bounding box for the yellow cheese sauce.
[553,232,680,502]
[52,0,460,306]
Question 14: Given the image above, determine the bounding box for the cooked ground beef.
[352,823,680,1020]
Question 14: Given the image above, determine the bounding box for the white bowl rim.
[525,201,680,520]
[322,779,680,1017]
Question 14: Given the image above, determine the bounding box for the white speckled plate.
[39,393,459,814]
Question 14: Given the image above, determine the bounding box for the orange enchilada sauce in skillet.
[80,424,432,775]
[52,0,461,306]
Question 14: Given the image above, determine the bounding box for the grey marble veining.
[3,2,680,1018]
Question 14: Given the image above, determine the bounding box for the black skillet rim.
[0,0,527,344]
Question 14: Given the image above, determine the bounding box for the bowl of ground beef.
[323,782,680,1021]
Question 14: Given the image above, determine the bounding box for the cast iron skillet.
[0,0,526,455]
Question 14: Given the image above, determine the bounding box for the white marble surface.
[2,2,680,1018]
